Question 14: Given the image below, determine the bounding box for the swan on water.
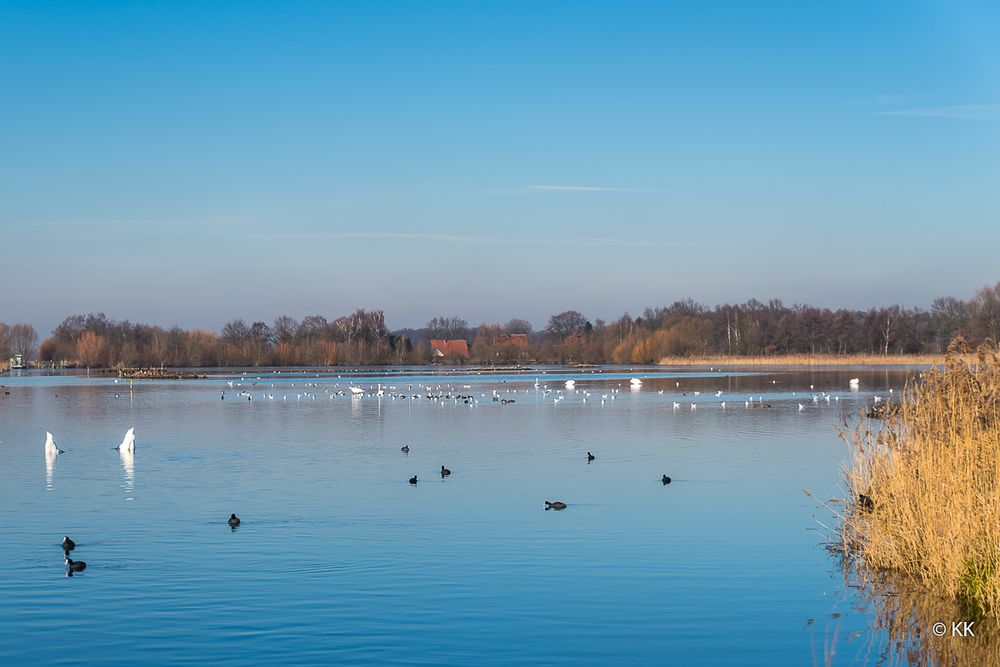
[44,432,63,459]
[117,427,135,454]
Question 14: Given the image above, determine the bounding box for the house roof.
[429,339,469,357]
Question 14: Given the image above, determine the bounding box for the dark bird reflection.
[65,558,87,573]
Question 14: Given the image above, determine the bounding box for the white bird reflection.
[45,450,56,490]
[116,428,136,498]
[120,448,135,499]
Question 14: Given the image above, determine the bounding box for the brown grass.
[840,339,1000,614]
[658,353,957,367]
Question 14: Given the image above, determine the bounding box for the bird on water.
[65,558,87,572]
[45,432,64,458]
[440,466,451,477]
[544,501,567,510]
[400,445,410,453]
[661,474,672,485]
[62,536,76,552]
[409,475,418,485]
[587,452,595,462]
[228,513,241,527]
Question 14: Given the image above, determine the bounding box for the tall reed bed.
[658,352,955,367]
[842,340,1000,613]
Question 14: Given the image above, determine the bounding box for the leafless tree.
[9,323,37,359]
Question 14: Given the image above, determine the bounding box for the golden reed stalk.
[841,339,1000,615]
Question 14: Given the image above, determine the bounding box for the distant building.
[430,339,469,361]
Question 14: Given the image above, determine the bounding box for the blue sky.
[2,1,999,335]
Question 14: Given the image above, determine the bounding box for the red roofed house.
[430,339,470,361]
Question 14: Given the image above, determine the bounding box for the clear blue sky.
[2,1,998,335]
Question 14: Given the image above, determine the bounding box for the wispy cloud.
[525,184,644,192]
[877,104,1000,120]
[249,231,734,247]
[846,94,923,106]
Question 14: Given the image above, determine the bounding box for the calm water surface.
[0,366,919,664]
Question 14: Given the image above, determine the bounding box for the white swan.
[564,380,575,388]
[849,378,860,389]
[117,427,135,454]
[349,386,364,396]
[44,431,63,459]
[630,378,642,386]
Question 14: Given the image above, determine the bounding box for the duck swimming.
[440,466,451,477]
[587,452,595,462]
[62,536,75,552]
[409,475,418,484]
[228,513,241,527]
[661,474,672,485]
[400,445,410,453]
[544,501,567,510]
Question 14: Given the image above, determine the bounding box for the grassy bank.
[657,352,953,366]
[841,341,1000,613]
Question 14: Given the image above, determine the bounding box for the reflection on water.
[119,449,134,499]
[833,560,999,667]
[44,448,56,491]
[0,365,946,665]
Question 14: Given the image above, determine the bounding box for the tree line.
[2,281,998,368]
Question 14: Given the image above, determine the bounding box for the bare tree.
[546,311,588,340]
[273,315,298,343]
[9,324,38,359]
[426,316,469,340]
[0,322,9,358]
[880,306,900,355]
[297,315,329,340]
[220,319,250,345]
[76,331,107,367]
[931,296,972,349]
[248,321,275,366]
[972,282,1000,343]
[503,318,533,335]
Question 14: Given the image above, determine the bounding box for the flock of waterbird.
[216,374,874,413]
[46,373,878,573]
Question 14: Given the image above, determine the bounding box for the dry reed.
[841,339,1000,615]
[658,353,958,367]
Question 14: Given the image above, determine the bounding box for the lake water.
[0,366,923,665]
